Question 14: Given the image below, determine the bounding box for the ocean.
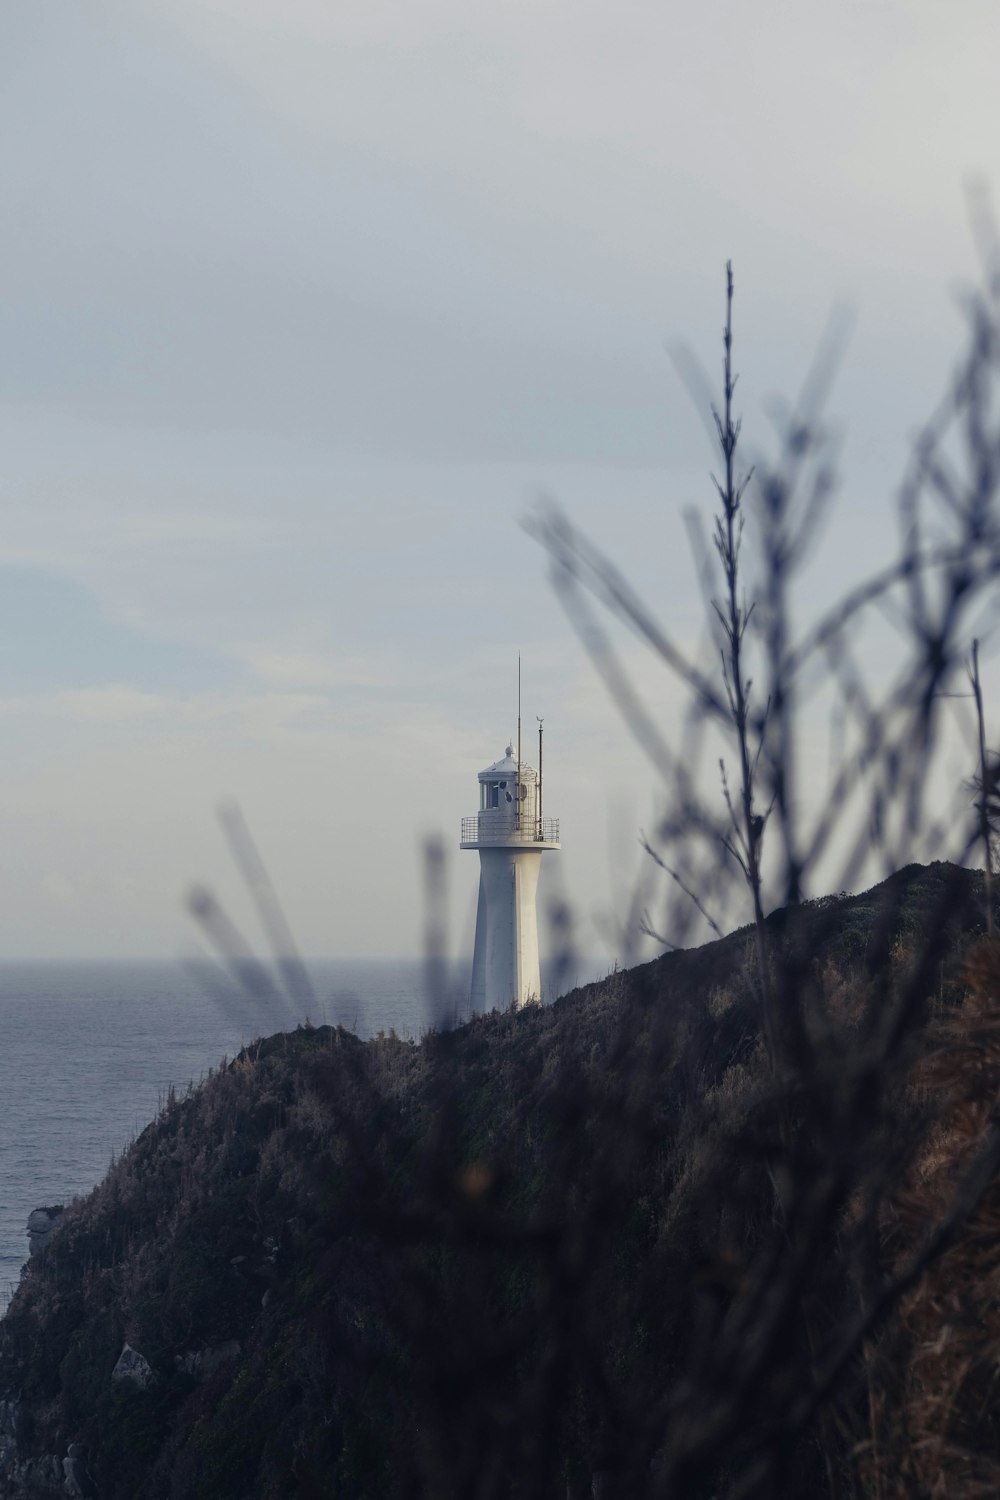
[0,956,595,1308]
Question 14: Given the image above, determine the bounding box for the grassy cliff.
[0,862,992,1498]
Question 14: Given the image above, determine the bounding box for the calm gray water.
[0,956,597,1308]
[0,957,454,1307]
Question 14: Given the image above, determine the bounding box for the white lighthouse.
[460,730,560,1009]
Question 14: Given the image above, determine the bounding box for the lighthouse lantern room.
[460,730,560,1009]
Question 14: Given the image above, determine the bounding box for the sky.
[0,0,997,961]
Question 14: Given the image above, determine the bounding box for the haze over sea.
[0,958,598,1306]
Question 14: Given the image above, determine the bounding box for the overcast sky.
[0,0,997,961]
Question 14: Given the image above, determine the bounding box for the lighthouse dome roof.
[478,744,536,781]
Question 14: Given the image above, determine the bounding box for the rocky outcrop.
[62,1441,97,1498]
[110,1342,154,1390]
[26,1207,63,1257]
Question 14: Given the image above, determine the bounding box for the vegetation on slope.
[0,861,994,1499]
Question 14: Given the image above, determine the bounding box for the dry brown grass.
[863,939,1000,1498]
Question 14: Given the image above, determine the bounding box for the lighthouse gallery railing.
[461,815,560,846]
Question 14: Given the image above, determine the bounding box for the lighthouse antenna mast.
[516,654,521,831]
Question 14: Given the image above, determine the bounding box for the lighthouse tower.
[460,733,560,1009]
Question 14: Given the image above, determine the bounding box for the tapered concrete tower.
[460,735,560,1009]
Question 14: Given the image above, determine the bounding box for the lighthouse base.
[470,848,543,1010]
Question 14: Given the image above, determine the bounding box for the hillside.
[0,863,992,1499]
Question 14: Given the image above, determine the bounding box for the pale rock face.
[63,1442,97,1498]
[26,1207,64,1257]
[111,1343,155,1390]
